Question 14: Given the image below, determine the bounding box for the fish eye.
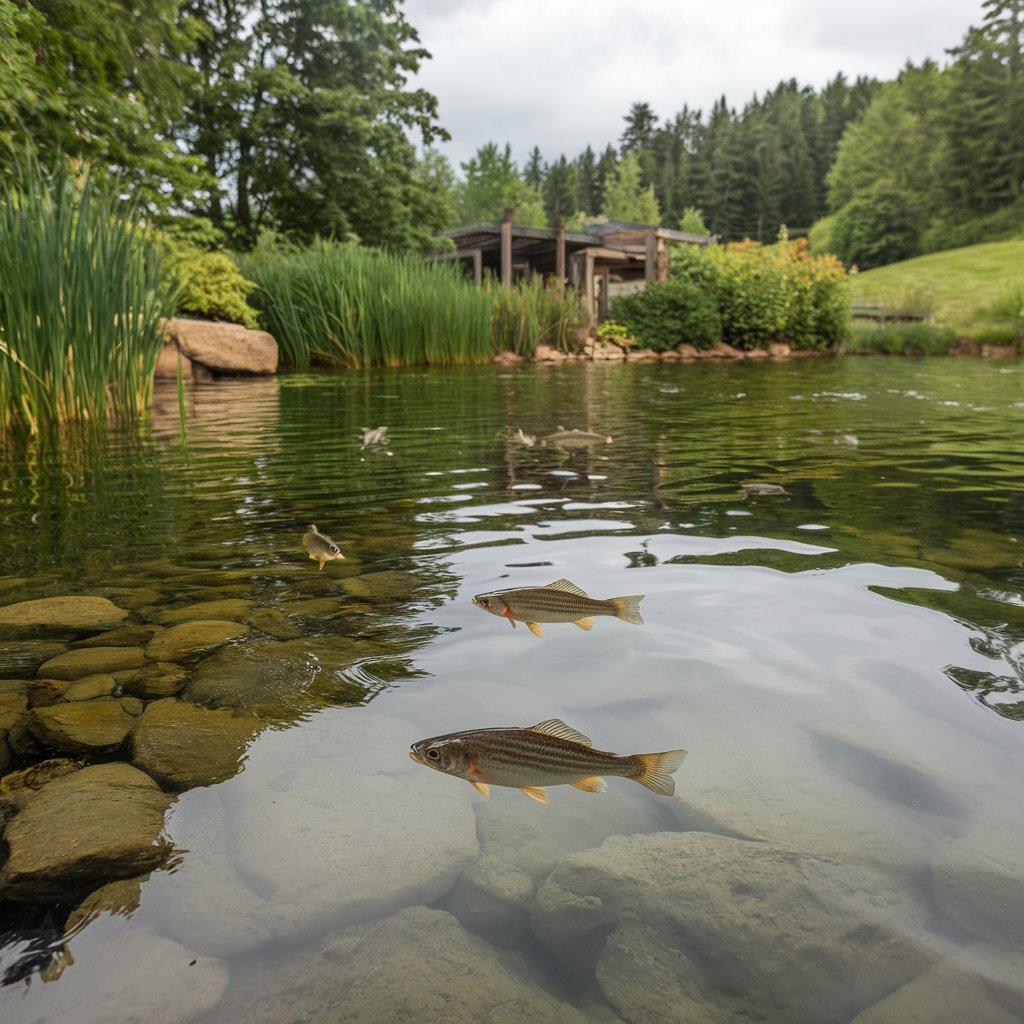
[427,749,440,760]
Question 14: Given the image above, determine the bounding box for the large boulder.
[143,711,478,956]
[532,831,936,1024]
[0,763,173,902]
[30,697,135,755]
[160,317,278,376]
[130,698,263,789]
[0,596,128,639]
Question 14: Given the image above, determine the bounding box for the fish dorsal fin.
[545,578,587,597]
[529,719,592,746]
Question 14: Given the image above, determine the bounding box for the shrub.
[610,279,720,351]
[830,186,921,270]
[670,239,849,350]
[842,321,955,355]
[169,249,260,328]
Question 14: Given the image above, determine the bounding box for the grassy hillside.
[848,239,1024,340]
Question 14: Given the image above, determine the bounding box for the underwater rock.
[246,606,303,640]
[146,711,478,956]
[30,697,135,755]
[26,678,70,706]
[0,596,128,638]
[1,917,227,1024]
[72,624,163,649]
[0,691,31,771]
[65,876,145,933]
[341,570,421,600]
[0,640,67,678]
[114,662,189,699]
[63,674,117,701]
[0,762,173,902]
[130,698,263,789]
[156,598,254,625]
[144,619,247,662]
[532,831,935,1023]
[37,646,146,681]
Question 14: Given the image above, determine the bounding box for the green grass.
[841,321,957,355]
[848,238,1024,338]
[0,157,174,434]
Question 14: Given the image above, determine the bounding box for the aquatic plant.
[239,240,496,369]
[0,157,174,434]
[488,275,587,357]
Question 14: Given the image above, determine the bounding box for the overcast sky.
[408,0,987,170]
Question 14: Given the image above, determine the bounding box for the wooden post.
[584,252,596,320]
[645,230,656,285]
[501,208,514,288]
[656,234,669,283]
[598,266,610,320]
[472,248,482,285]
[555,216,566,284]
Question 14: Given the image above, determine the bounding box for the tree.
[543,155,578,224]
[620,101,658,154]
[601,152,661,223]
[181,0,447,248]
[523,146,545,192]
[454,142,546,227]
[575,145,600,216]
[830,184,921,269]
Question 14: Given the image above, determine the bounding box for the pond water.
[1,358,1023,1023]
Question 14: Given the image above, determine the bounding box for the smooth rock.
[144,619,247,661]
[65,877,145,933]
[64,674,117,701]
[30,697,135,755]
[73,625,162,649]
[164,316,278,375]
[0,763,173,901]
[0,596,128,638]
[341,570,421,600]
[0,640,67,678]
[130,698,263,789]
[26,678,69,706]
[0,917,227,1024]
[0,691,31,771]
[0,758,80,801]
[157,598,254,625]
[114,662,189,699]
[247,606,303,640]
[37,646,146,681]
[146,711,478,956]
[532,831,935,1024]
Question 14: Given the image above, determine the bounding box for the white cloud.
[406,0,985,169]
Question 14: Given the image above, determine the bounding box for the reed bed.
[241,241,587,369]
[0,159,174,434]
[241,242,496,369]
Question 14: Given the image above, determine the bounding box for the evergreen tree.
[596,144,619,209]
[601,152,660,223]
[455,142,546,228]
[523,146,545,192]
[543,155,578,223]
[575,145,599,215]
[620,101,658,154]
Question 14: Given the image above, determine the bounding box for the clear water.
[2,359,1023,1023]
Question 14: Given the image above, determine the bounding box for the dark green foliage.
[831,186,922,270]
[610,281,720,351]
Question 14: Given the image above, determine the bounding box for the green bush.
[166,248,259,329]
[842,321,955,355]
[610,280,720,351]
[830,186,921,270]
[670,239,849,350]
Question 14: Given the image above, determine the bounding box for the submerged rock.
[65,877,145,934]
[0,596,128,638]
[130,698,263,789]
[30,697,135,755]
[341,570,421,600]
[156,598,254,625]
[0,762,173,902]
[532,831,935,1024]
[0,691,31,771]
[114,662,189,699]
[246,606,303,640]
[144,619,247,662]
[37,646,146,681]
[0,640,67,678]
[72,625,163,649]
[63,674,117,701]
[146,711,478,956]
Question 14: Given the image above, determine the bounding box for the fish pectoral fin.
[502,605,517,628]
[525,621,544,639]
[570,776,607,793]
[469,780,490,799]
[518,786,548,804]
[545,578,587,597]
[572,616,596,631]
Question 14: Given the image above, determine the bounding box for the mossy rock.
[0,641,68,678]
[145,620,248,662]
[30,697,135,755]
[38,646,146,681]
[157,599,254,626]
[0,596,128,639]
[114,662,189,699]
[342,571,422,600]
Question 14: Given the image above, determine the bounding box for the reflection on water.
[1,359,1024,1022]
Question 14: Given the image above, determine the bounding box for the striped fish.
[472,578,644,638]
[409,719,686,803]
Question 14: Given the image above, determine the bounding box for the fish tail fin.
[630,749,688,796]
[610,595,645,625]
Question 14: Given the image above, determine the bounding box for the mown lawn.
[848,238,1024,334]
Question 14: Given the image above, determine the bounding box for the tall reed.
[240,241,496,369]
[0,158,174,434]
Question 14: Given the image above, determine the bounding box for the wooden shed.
[433,217,716,320]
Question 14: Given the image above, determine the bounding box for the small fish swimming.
[472,578,643,638]
[361,425,389,447]
[302,524,344,570]
[540,426,613,448]
[410,719,687,802]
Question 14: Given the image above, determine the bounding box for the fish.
[741,482,787,496]
[540,426,613,448]
[302,523,344,570]
[409,719,687,802]
[361,425,389,447]
[472,578,643,638]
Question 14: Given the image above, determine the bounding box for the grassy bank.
[848,239,1024,345]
